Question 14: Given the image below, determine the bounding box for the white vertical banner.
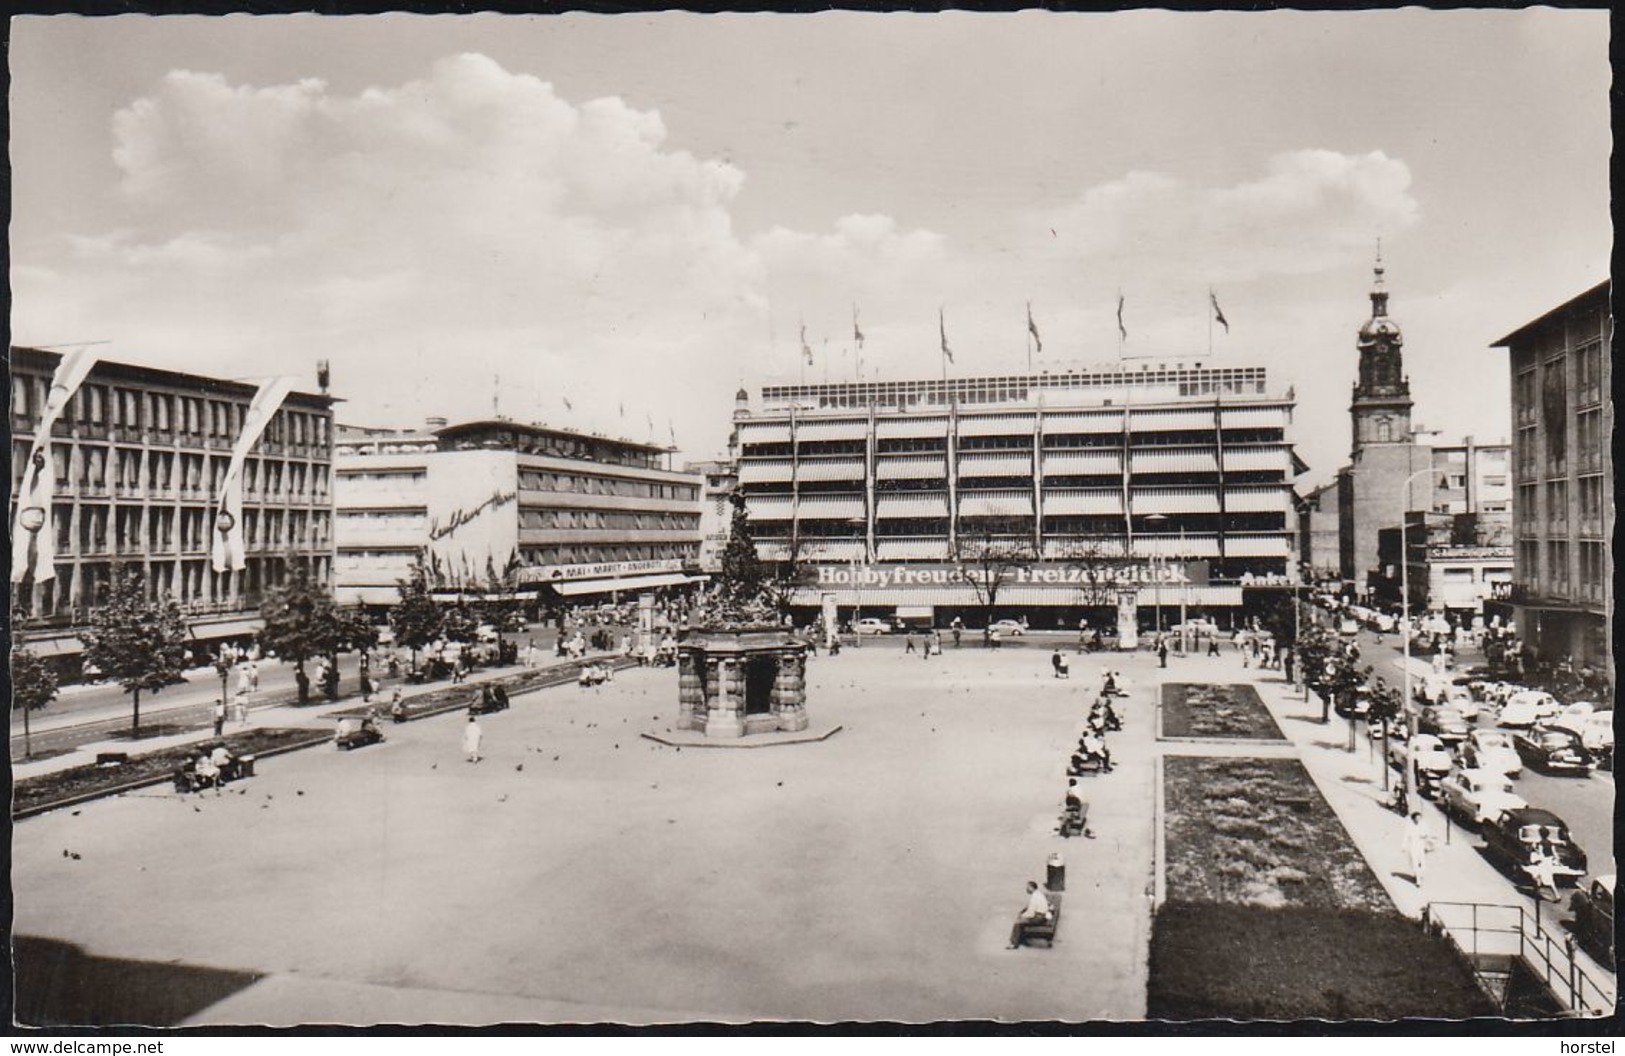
[211,376,297,573]
[11,348,100,584]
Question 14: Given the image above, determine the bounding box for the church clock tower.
[1349,253,1413,454]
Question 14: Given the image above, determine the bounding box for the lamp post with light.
[1398,466,1435,808]
[16,502,48,761]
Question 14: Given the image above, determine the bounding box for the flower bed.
[1148,901,1495,1020]
[1160,682,1285,741]
[13,728,328,817]
[1150,755,1491,1019]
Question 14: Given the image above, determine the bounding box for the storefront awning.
[551,572,708,597]
[16,633,86,656]
[190,619,264,641]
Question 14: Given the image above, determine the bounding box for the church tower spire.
[1349,246,1412,453]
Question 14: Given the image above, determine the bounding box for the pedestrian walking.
[248,659,260,692]
[463,715,483,763]
[213,698,226,737]
[1157,639,1169,668]
[1207,636,1220,657]
[1404,813,1431,888]
[233,686,250,725]
[904,632,918,654]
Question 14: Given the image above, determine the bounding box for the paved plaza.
[13,644,1162,1025]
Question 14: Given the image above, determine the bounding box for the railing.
[1426,901,1614,1017]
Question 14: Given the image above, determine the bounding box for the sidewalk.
[11,652,619,782]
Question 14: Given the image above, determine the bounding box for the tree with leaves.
[953,516,1038,639]
[81,566,189,739]
[390,556,444,676]
[259,558,345,702]
[10,643,58,761]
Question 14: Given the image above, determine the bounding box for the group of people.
[577,662,615,687]
[175,742,243,793]
[902,630,944,658]
[1067,675,1124,776]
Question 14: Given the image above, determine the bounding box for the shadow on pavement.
[13,935,263,1027]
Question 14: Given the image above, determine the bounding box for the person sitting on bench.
[193,753,220,789]
[1007,881,1055,949]
[210,744,237,783]
[1081,730,1113,772]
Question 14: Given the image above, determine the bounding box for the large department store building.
[334,419,705,609]
[731,363,1306,629]
[9,345,336,668]
[1488,280,1612,680]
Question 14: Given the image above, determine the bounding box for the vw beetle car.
[1512,726,1593,775]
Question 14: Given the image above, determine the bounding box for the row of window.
[518,469,699,502]
[11,376,331,448]
[742,428,1288,459]
[445,431,664,470]
[1518,538,1609,603]
[519,543,696,566]
[762,368,1271,410]
[750,514,1288,537]
[15,555,325,619]
[518,509,700,532]
[12,443,331,499]
[33,505,333,554]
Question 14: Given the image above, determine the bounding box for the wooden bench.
[1058,799,1091,838]
[1016,891,1064,947]
[1068,754,1108,777]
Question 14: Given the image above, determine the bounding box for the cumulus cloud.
[11,54,1425,468]
[1044,149,1420,283]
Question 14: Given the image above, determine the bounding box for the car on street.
[1511,726,1594,775]
[1388,733,1452,796]
[1374,613,1397,633]
[1438,767,1527,826]
[1498,690,1562,728]
[1546,703,1614,762]
[1482,807,1587,888]
[1338,617,1360,637]
[1460,729,1522,777]
[1568,875,1615,967]
[475,624,500,643]
[854,617,893,636]
[1442,685,1480,721]
[1172,618,1220,637]
[1418,704,1471,746]
[988,619,1027,636]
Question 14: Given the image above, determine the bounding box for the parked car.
[1442,685,1480,721]
[854,617,893,636]
[1499,690,1562,728]
[1418,704,1471,746]
[1552,711,1614,767]
[1512,726,1594,775]
[1460,729,1522,777]
[988,619,1027,636]
[1374,613,1397,633]
[1438,768,1527,826]
[1172,618,1220,637]
[1338,617,1360,637]
[1389,733,1452,796]
[1568,875,1615,967]
[475,624,500,643]
[1482,807,1587,888]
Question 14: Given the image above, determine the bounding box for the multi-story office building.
[731,362,1305,627]
[9,345,335,665]
[333,418,705,608]
[1489,280,1611,679]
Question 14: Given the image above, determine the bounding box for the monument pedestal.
[677,629,810,739]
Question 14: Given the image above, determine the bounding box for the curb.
[640,725,843,749]
[12,731,335,822]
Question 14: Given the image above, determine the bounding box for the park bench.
[1015,890,1063,947]
[172,753,256,793]
[1068,754,1108,777]
[1058,799,1091,838]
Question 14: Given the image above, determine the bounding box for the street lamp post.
[1399,466,1434,808]
[1178,524,1189,655]
[1145,513,1167,641]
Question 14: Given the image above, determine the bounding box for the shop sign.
[811,561,1209,589]
[519,557,686,584]
[1427,546,1514,561]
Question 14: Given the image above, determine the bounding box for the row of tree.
[10,554,523,742]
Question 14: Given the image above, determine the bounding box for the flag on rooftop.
[1211,289,1230,333]
[939,307,954,364]
[800,321,813,365]
[1027,302,1042,353]
[1117,295,1128,342]
[853,305,864,348]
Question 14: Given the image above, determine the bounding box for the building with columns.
[731,361,1305,629]
[8,345,336,668]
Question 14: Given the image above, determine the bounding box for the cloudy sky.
[9,10,1610,483]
